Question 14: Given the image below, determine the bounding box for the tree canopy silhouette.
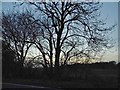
[2,2,116,76]
[24,2,115,73]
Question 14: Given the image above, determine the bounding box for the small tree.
[2,40,17,78]
[2,11,39,74]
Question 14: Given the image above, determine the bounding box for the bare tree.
[21,2,115,75]
[2,10,39,72]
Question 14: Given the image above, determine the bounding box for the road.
[2,83,61,90]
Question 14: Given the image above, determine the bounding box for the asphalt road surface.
[2,83,61,90]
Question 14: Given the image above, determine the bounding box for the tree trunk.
[49,37,53,76]
[54,35,61,78]
[50,53,53,77]
[18,60,24,78]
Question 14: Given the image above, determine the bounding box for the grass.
[3,68,118,88]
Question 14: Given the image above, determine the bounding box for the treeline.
[67,61,118,69]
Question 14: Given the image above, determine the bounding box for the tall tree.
[22,2,115,75]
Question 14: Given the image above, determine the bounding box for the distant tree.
[109,61,116,65]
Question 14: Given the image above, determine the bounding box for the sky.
[1,2,119,63]
[99,2,118,62]
[0,0,119,2]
